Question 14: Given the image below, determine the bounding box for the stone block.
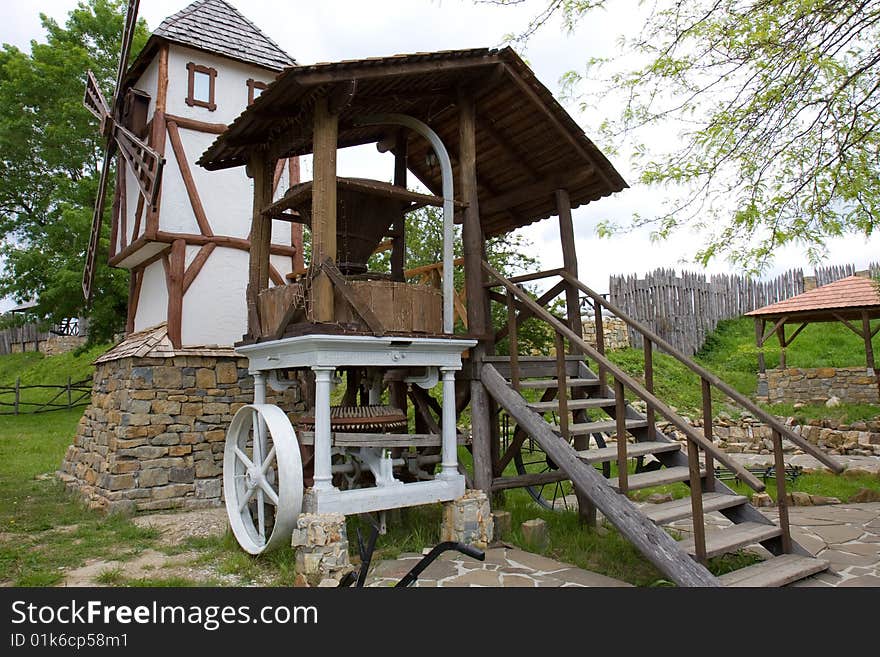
[440,490,493,548]
[195,460,222,478]
[153,367,183,388]
[101,473,135,491]
[203,402,229,415]
[134,446,168,459]
[151,433,180,446]
[521,518,548,550]
[196,369,217,389]
[195,478,222,499]
[152,399,181,415]
[216,361,239,385]
[110,459,140,474]
[151,483,194,500]
[169,445,192,457]
[751,492,774,507]
[205,429,226,443]
[139,468,169,488]
[169,467,195,483]
[491,510,512,539]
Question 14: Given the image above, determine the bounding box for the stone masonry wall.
[759,367,879,405]
[581,316,629,351]
[58,354,302,513]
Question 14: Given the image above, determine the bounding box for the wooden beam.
[164,113,227,135]
[784,322,809,348]
[166,120,214,237]
[126,268,142,334]
[832,312,866,338]
[145,109,166,238]
[246,151,274,338]
[321,258,385,335]
[391,132,407,282]
[182,243,216,295]
[167,239,185,348]
[481,172,591,215]
[493,281,566,344]
[476,109,541,180]
[153,230,298,258]
[761,315,789,346]
[310,96,338,323]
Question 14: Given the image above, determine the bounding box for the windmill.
[82,0,164,301]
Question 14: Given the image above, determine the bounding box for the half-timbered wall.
[115,41,299,347]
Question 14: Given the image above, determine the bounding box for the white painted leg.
[439,367,459,478]
[312,366,336,491]
[253,371,268,459]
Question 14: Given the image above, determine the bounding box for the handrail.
[482,261,766,492]
[558,271,843,473]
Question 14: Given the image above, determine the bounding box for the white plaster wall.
[133,260,169,332]
[181,247,249,346]
[166,45,275,127]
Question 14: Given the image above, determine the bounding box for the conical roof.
[154,0,295,71]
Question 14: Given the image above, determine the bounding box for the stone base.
[58,352,302,513]
[291,513,353,586]
[441,490,493,548]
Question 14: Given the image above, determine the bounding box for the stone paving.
[365,545,631,587]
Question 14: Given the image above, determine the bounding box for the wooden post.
[507,292,520,391]
[167,238,185,348]
[310,96,339,323]
[459,90,493,495]
[555,332,569,442]
[777,323,787,369]
[556,189,582,341]
[246,150,274,337]
[644,338,655,441]
[615,379,628,494]
[391,132,407,282]
[862,311,880,401]
[14,377,20,415]
[772,429,792,553]
[687,437,708,564]
[594,296,606,389]
[701,378,714,492]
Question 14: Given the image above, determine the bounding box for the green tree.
[489,1,880,272]
[0,0,148,343]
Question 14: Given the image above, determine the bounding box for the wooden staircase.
[479,262,843,588]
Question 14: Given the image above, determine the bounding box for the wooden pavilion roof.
[198,47,627,237]
[746,275,880,322]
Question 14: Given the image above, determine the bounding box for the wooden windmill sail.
[82,0,164,301]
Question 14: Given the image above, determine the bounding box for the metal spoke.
[234,446,254,470]
[257,489,265,540]
[238,485,256,513]
[260,445,276,474]
[259,479,279,505]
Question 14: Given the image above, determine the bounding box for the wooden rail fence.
[0,377,92,415]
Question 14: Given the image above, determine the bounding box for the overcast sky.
[1,0,877,309]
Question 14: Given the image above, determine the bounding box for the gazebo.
[746,275,880,400]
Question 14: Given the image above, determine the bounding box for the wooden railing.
[0,377,92,415]
[483,262,841,561]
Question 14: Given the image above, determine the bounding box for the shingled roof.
[154,0,295,71]
[746,275,880,321]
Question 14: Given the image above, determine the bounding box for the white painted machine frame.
[236,334,476,520]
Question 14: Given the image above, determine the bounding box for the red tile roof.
[746,275,880,317]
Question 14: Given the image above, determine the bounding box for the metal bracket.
[404,366,439,390]
[267,370,300,393]
[356,447,403,488]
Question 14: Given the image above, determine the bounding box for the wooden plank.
[246,151,274,337]
[679,522,782,559]
[550,418,649,435]
[310,96,338,323]
[718,555,828,588]
[615,380,628,493]
[165,113,227,135]
[576,440,681,464]
[296,431,466,447]
[642,492,748,525]
[772,429,793,552]
[529,397,616,411]
[518,377,599,389]
[321,258,385,335]
[687,439,708,563]
[481,364,719,586]
[607,465,697,492]
[491,470,569,491]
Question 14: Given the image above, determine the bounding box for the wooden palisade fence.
[609,261,879,355]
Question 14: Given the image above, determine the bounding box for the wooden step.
[719,554,828,587]
[642,492,748,525]
[518,378,600,390]
[529,397,617,411]
[485,355,585,362]
[550,418,649,435]
[679,522,782,559]
[608,465,699,491]
[576,441,681,465]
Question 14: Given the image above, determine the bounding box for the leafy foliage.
[487,0,880,272]
[0,0,148,343]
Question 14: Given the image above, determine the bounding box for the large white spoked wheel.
[224,404,303,555]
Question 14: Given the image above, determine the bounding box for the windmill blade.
[113,0,141,111]
[83,71,111,123]
[82,147,116,301]
[113,123,164,209]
